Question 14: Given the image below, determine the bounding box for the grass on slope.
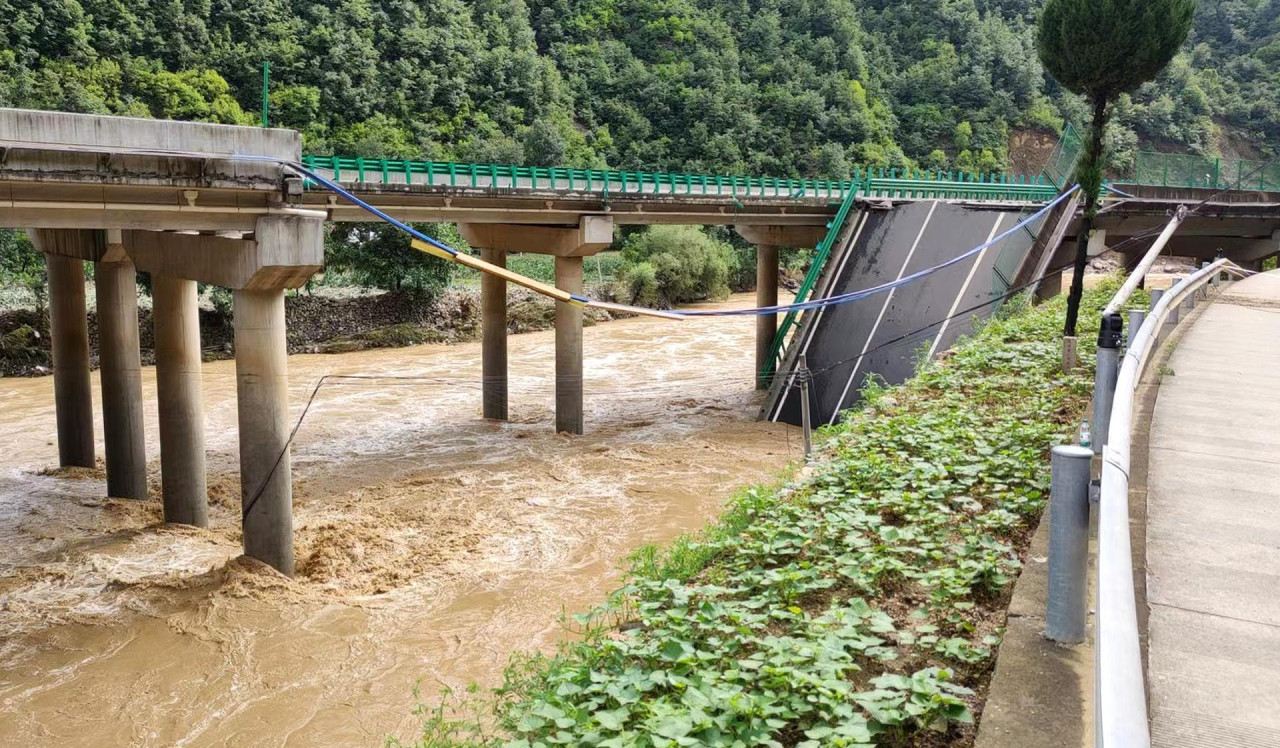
[405,280,1124,748]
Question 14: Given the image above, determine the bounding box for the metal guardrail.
[758,188,861,385]
[299,156,1058,203]
[1092,258,1247,747]
[1133,151,1280,192]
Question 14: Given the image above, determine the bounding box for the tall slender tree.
[1037,0,1195,336]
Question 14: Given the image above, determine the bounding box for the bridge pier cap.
[457,216,614,257]
[124,215,324,289]
[734,224,827,249]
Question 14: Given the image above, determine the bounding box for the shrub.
[614,226,736,308]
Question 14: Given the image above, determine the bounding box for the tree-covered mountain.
[0,0,1275,178]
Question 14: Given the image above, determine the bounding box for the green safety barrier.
[1132,151,1280,192]
[299,156,1060,204]
[757,188,861,386]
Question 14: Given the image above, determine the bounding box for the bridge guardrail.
[299,156,1058,203]
[758,187,862,386]
[1133,151,1280,192]
[1088,259,1248,747]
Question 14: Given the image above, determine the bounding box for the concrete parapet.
[0,107,297,194]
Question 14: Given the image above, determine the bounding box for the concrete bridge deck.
[1145,270,1280,746]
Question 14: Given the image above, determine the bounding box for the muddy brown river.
[0,293,797,746]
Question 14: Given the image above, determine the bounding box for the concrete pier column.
[152,275,208,527]
[95,256,147,499]
[233,288,293,574]
[45,252,95,467]
[480,249,508,420]
[555,256,584,435]
[755,244,780,389]
[1035,268,1064,302]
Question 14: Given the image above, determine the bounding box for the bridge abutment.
[480,249,508,421]
[152,274,209,527]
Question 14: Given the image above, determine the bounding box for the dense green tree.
[1038,0,1195,336]
[324,223,460,297]
[614,225,737,307]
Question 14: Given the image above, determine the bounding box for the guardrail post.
[1149,287,1164,345]
[1182,284,1195,313]
[1126,308,1145,350]
[1092,313,1123,455]
[1047,444,1093,643]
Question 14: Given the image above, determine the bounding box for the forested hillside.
[0,0,1276,177]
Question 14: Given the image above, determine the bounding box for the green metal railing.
[1131,151,1280,192]
[758,188,861,385]
[300,155,1059,203]
[1042,122,1084,189]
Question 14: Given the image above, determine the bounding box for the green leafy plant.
[403,279,1124,747]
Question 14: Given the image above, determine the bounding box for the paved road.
[1146,270,1280,747]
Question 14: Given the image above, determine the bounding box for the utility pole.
[261,61,270,128]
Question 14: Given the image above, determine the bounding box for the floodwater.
[0,293,797,747]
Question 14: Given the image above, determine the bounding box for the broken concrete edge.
[975,297,1214,748]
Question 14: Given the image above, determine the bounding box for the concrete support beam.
[555,256,584,435]
[124,214,325,289]
[43,247,95,467]
[734,224,827,250]
[480,249,508,420]
[458,216,614,257]
[233,288,293,574]
[95,254,148,499]
[152,275,208,527]
[755,244,779,389]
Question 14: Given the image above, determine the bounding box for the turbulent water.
[0,293,797,747]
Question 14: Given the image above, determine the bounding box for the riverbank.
[418,283,1118,747]
[0,285,618,376]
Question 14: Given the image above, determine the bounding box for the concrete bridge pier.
[94,237,148,499]
[127,214,324,574]
[151,274,208,527]
[35,228,149,495]
[38,236,95,468]
[555,256,585,434]
[479,249,508,421]
[736,226,826,389]
[233,287,293,573]
[459,218,613,434]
